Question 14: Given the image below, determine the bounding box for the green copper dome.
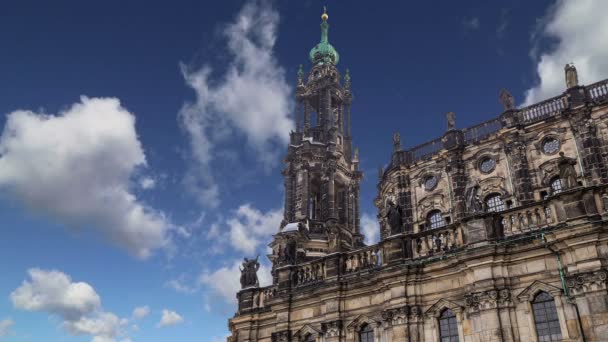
[309,10,339,65]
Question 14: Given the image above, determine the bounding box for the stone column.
[505,139,534,205]
[571,118,608,184]
[283,169,294,223]
[298,168,309,220]
[327,171,336,220]
[447,151,467,219]
[304,100,311,132]
[398,174,413,233]
[345,103,351,137]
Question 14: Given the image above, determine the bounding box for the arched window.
[439,309,459,342]
[304,333,316,342]
[550,177,563,195]
[359,323,374,342]
[485,193,506,212]
[427,210,446,229]
[532,292,562,341]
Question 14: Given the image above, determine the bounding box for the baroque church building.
[229,10,608,342]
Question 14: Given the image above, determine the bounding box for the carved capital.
[566,270,608,296]
[464,288,511,313]
[321,320,342,338]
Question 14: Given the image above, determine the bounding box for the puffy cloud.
[11,268,101,320]
[227,204,282,254]
[178,0,293,207]
[157,309,183,327]
[64,312,127,341]
[131,306,150,320]
[524,0,608,105]
[0,318,14,337]
[0,96,174,258]
[10,268,128,342]
[360,214,380,245]
[199,259,272,305]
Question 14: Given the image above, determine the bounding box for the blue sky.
[1,0,608,341]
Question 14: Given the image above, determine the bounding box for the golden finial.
[321,6,328,21]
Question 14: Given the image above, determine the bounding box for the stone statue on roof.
[565,63,579,89]
[499,89,515,111]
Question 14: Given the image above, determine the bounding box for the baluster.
[545,206,553,224]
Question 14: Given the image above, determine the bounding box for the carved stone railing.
[411,137,443,162]
[412,224,464,258]
[586,79,608,103]
[499,202,557,236]
[291,259,326,287]
[344,245,382,273]
[463,118,502,143]
[518,94,567,124]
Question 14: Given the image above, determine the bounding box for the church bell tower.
[270,8,364,270]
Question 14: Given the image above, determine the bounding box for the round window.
[542,137,560,155]
[424,176,438,191]
[479,157,496,174]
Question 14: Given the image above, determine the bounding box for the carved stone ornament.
[465,289,511,313]
[446,111,456,131]
[382,306,411,326]
[271,330,291,342]
[321,320,342,338]
[239,256,260,289]
[558,152,578,189]
[566,270,608,296]
[465,184,483,214]
[393,132,401,151]
[565,63,579,89]
[499,88,515,111]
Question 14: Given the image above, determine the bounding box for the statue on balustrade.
[239,256,260,289]
[446,111,456,131]
[393,132,401,151]
[385,200,403,234]
[283,237,297,265]
[565,63,579,89]
[499,89,515,111]
[558,152,578,189]
[465,184,483,214]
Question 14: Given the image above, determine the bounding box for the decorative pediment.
[293,324,321,340]
[346,313,382,330]
[418,193,446,212]
[478,176,508,197]
[516,280,563,302]
[425,298,463,318]
[470,147,501,162]
[538,158,560,186]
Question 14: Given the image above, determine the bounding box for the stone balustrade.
[344,246,382,273]
[412,224,463,258]
[500,202,557,236]
[291,259,326,286]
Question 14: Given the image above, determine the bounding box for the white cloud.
[11,268,101,320]
[227,204,282,255]
[139,176,156,190]
[178,0,293,207]
[10,268,128,342]
[0,318,14,337]
[157,309,183,327]
[164,279,197,295]
[132,306,150,320]
[524,0,608,105]
[0,96,175,258]
[199,259,272,305]
[361,214,380,245]
[64,312,128,341]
